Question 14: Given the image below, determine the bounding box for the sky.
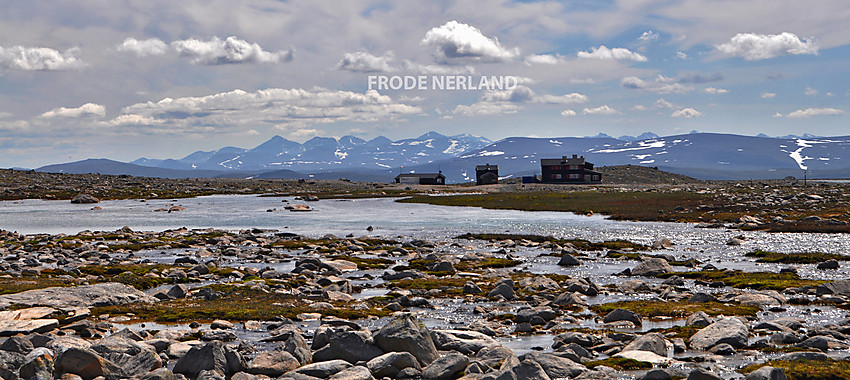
[0,0,848,168]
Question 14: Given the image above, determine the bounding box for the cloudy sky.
[1,0,848,168]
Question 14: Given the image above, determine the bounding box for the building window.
[569,165,580,170]
[569,173,580,179]
[593,175,600,181]
[551,165,561,170]
[552,174,562,179]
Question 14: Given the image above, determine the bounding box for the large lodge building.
[540,155,602,184]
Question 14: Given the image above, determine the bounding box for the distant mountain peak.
[417,131,446,140]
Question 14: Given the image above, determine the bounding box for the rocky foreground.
[1,226,850,380]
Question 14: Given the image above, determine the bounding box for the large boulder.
[557,254,581,266]
[522,352,587,379]
[287,359,351,378]
[374,314,438,365]
[248,350,299,377]
[745,366,788,380]
[622,333,668,357]
[430,329,497,355]
[54,347,121,380]
[420,352,469,380]
[312,330,384,364]
[603,308,642,326]
[0,282,155,310]
[631,257,673,277]
[328,365,375,380]
[71,194,100,204]
[172,341,246,378]
[689,318,749,350]
[817,279,850,297]
[366,352,421,378]
[90,337,162,377]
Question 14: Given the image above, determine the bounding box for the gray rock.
[687,368,722,380]
[1,336,34,354]
[19,349,53,380]
[90,337,162,377]
[776,351,829,361]
[421,352,469,380]
[329,365,375,380]
[689,317,749,350]
[230,372,257,380]
[631,257,672,277]
[745,366,788,380]
[0,319,59,337]
[312,330,384,364]
[708,343,736,355]
[140,368,177,380]
[464,282,483,294]
[498,357,551,380]
[0,282,155,310]
[817,260,840,270]
[816,279,850,297]
[640,369,672,380]
[521,352,587,379]
[172,341,246,378]
[689,293,717,303]
[54,347,121,380]
[366,352,421,378]
[247,350,299,377]
[475,345,517,369]
[557,254,581,266]
[622,333,667,357]
[283,330,312,365]
[167,284,190,299]
[603,308,642,326]
[71,194,99,204]
[433,261,457,273]
[488,282,516,300]
[288,359,351,378]
[553,332,598,348]
[374,314,439,365]
[686,311,712,327]
[553,292,588,308]
[430,329,497,355]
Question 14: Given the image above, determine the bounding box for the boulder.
[366,352,421,378]
[374,314,438,365]
[140,368,177,380]
[172,341,246,378]
[329,365,375,380]
[0,282,155,310]
[557,254,581,266]
[817,279,850,297]
[54,347,121,380]
[686,311,712,327]
[421,352,469,380]
[498,357,551,380]
[0,319,59,337]
[248,350,299,377]
[312,330,384,364]
[817,260,840,270]
[90,337,162,377]
[430,329,497,355]
[553,292,588,308]
[631,257,672,277]
[1,335,35,354]
[615,350,675,366]
[689,318,749,350]
[521,352,587,379]
[463,282,483,294]
[288,359,351,378]
[487,282,516,300]
[687,368,722,380]
[621,333,667,356]
[745,366,788,380]
[283,330,312,365]
[603,308,642,326]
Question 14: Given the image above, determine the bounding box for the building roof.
[540,155,590,166]
[394,173,445,179]
[475,164,499,170]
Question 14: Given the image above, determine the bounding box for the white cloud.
[337,51,396,72]
[287,128,323,139]
[41,103,105,118]
[421,20,519,62]
[621,75,693,94]
[116,38,168,57]
[717,32,818,60]
[560,109,576,117]
[171,36,293,65]
[761,92,777,99]
[524,54,564,65]
[675,51,688,60]
[569,77,596,84]
[577,46,647,62]
[655,99,677,109]
[804,87,818,96]
[453,102,521,117]
[482,85,587,104]
[639,30,659,42]
[631,105,649,111]
[0,45,85,70]
[583,105,619,115]
[108,88,421,133]
[781,107,845,118]
[672,108,703,118]
[704,87,729,94]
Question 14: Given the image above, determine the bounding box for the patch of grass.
[455,233,649,251]
[455,258,522,271]
[745,250,849,264]
[584,358,652,371]
[327,255,393,270]
[79,264,174,277]
[402,190,711,223]
[658,270,825,291]
[92,284,390,322]
[590,300,759,318]
[0,276,78,295]
[647,325,702,340]
[741,359,850,380]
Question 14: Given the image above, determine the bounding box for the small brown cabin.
[475,164,499,185]
[540,155,601,183]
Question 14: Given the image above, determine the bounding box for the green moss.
[584,358,652,371]
[455,258,522,271]
[455,233,649,252]
[741,359,850,380]
[0,276,78,295]
[745,250,849,264]
[327,255,393,269]
[647,325,702,340]
[658,270,825,291]
[590,300,759,318]
[79,264,174,277]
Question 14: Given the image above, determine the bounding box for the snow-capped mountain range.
[37,132,850,182]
